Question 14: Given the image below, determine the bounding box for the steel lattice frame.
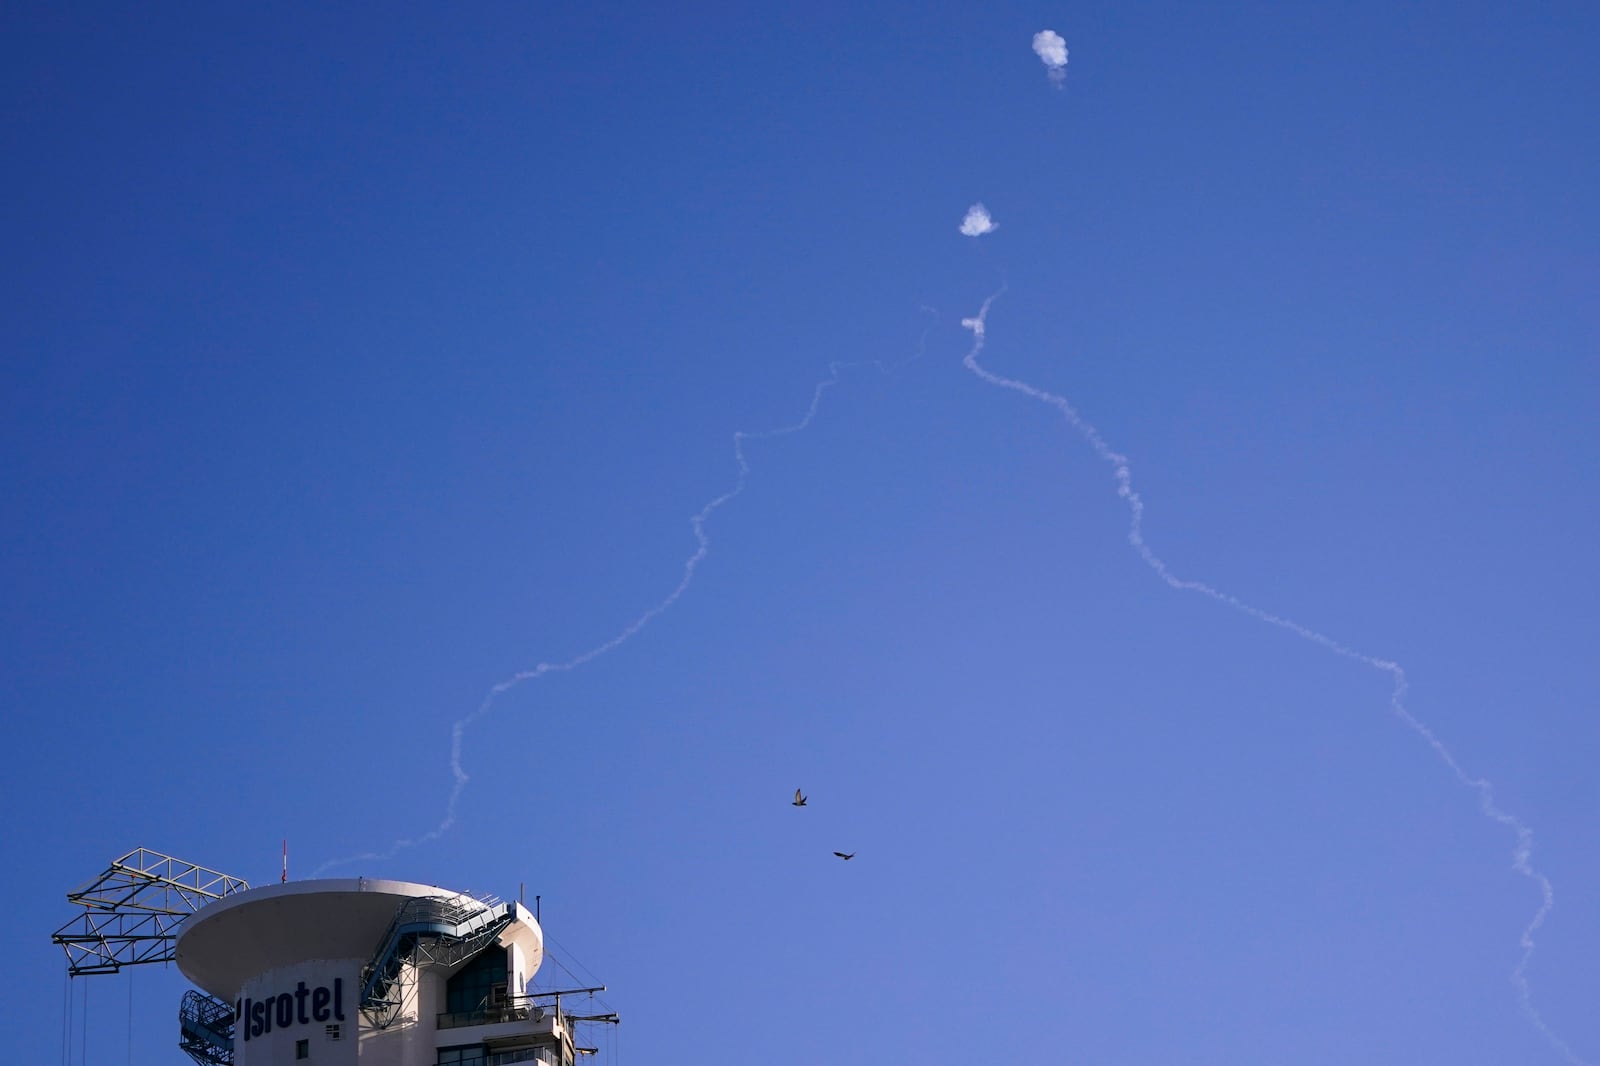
[178,989,237,1066]
[53,847,249,976]
[360,894,515,1028]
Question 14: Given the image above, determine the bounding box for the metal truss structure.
[178,989,237,1066]
[52,847,249,976]
[361,894,516,1028]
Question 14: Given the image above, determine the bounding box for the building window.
[295,1039,310,1059]
[438,1046,487,1066]
[325,1023,341,1040]
[445,947,510,1016]
[488,1048,559,1066]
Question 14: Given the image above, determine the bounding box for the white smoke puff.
[959,203,997,237]
[1032,29,1068,86]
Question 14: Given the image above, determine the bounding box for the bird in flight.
[792,789,807,807]
[833,851,855,860]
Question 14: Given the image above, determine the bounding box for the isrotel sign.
[235,978,346,1040]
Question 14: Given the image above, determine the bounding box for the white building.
[174,878,598,1066]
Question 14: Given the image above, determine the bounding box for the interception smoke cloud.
[1032,30,1069,86]
[958,294,1590,1066]
[960,203,997,237]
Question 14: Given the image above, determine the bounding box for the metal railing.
[437,985,608,1035]
[432,1048,557,1066]
[437,995,547,1030]
[488,1048,559,1066]
[178,990,236,1066]
[363,894,513,1023]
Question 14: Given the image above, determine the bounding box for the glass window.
[438,1046,487,1066]
[445,947,509,1015]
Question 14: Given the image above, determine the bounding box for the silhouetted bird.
[833,851,855,860]
[792,789,807,807]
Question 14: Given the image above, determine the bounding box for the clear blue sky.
[5,3,1598,1063]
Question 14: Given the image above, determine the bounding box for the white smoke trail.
[959,292,1589,1066]
[313,321,936,877]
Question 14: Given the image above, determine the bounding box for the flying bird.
[833,851,855,860]
[792,788,807,807]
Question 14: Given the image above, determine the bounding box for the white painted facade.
[175,879,572,1066]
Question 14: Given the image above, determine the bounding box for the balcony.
[487,1049,560,1066]
[438,997,548,1031]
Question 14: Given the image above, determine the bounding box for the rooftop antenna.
[281,840,288,884]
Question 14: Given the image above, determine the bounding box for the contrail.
[959,291,1589,1066]
[313,320,936,877]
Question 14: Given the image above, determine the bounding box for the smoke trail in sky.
[312,323,935,877]
[960,203,998,237]
[959,293,1590,1066]
[1032,30,1069,87]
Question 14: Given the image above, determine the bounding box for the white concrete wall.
[417,968,445,1050]
[234,959,360,1066]
[503,901,543,993]
[359,959,434,1066]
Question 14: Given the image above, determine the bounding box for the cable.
[542,932,603,986]
[60,973,69,1066]
[540,933,617,1016]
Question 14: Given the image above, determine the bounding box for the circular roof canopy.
[176,878,462,999]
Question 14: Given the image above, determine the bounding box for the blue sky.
[5,3,1598,1063]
